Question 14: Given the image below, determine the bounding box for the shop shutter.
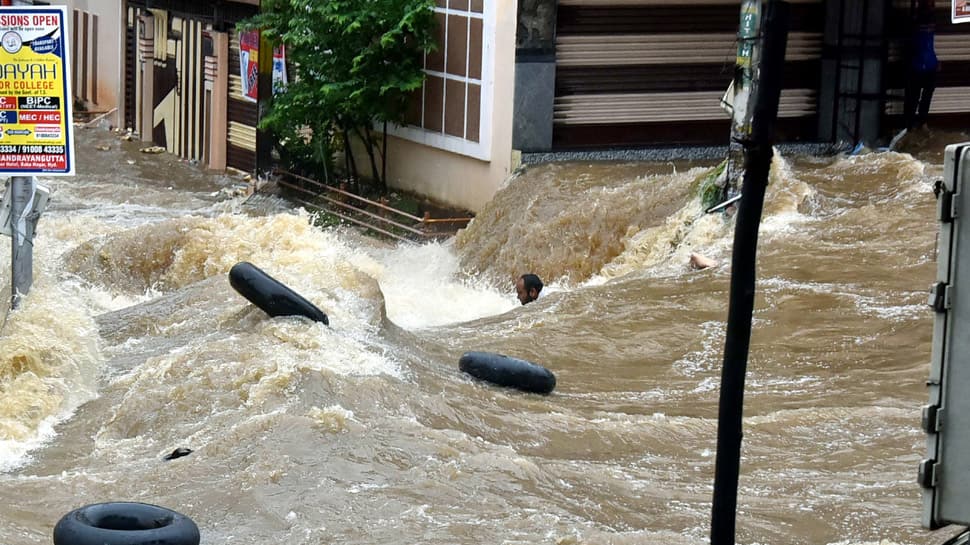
[553,0,825,148]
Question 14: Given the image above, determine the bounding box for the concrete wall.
[46,0,124,128]
[380,0,518,213]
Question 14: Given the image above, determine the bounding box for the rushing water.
[0,126,966,545]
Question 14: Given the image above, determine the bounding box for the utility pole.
[710,2,790,544]
[9,176,35,309]
[722,0,764,200]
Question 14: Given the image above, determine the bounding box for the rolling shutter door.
[553,0,824,148]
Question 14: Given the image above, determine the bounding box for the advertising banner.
[239,30,259,102]
[273,44,287,96]
[955,0,970,24]
[238,30,287,102]
[0,6,74,176]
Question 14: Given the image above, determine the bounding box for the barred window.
[395,0,492,160]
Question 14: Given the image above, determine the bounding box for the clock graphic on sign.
[1,31,22,54]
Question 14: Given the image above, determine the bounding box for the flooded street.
[0,126,965,545]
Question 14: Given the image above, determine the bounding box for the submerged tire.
[459,351,556,394]
[229,261,329,325]
[53,502,200,545]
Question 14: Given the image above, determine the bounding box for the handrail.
[271,169,472,241]
[420,211,473,224]
[275,168,423,222]
[277,179,428,237]
[288,194,413,243]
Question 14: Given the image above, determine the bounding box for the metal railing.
[273,169,472,243]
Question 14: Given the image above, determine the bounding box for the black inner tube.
[53,502,200,545]
[459,351,556,395]
[229,261,329,325]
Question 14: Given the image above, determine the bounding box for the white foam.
[369,241,514,329]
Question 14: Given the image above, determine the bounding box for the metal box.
[923,142,970,528]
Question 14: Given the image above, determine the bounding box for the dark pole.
[255,30,275,176]
[710,2,789,545]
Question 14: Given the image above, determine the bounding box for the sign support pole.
[726,0,763,196]
[710,3,789,544]
[9,175,33,309]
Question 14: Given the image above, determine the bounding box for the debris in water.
[163,447,193,461]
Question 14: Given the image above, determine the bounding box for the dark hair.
[520,273,543,294]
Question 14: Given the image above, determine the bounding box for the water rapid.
[0,126,963,545]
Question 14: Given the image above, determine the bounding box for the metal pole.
[726,0,763,195]
[9,176,34,309]
[710,2,789,544]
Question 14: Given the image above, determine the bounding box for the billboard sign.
[0,6,74,176]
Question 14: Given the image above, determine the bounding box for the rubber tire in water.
[228,261,329,325]
[53,502,201,545]
[459,351,557,394]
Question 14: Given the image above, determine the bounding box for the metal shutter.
[553,0,824,148]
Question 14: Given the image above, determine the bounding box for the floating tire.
[229,261,329,325]
[53,502,200,545]
[459,351,556,394]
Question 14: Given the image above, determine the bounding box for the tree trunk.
[354,126,383,188]
[342,127,358,181]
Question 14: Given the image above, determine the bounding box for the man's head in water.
[515,274,543,305]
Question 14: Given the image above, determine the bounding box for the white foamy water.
[361,240,515,329]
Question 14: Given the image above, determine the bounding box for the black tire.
[459,351,557,394]
[229,261,329,325]
[53,502,200,545]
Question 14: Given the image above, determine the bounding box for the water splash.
[360,240,513,329]
[455,162,718,285]
[0,281,101,471]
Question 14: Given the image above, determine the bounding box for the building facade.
[124,0,260,173]
[10,0,970,211]
[382,0,518,212]
[517,0,970,151]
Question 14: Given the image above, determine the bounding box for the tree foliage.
[243,0,437,185]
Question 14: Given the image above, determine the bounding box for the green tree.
[244,0,437,186]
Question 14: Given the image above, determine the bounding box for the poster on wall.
[0,6,74,176]
[239,30,259,102]
[272,45,287,96]
[955,0,970,23]
[238,30,287,102]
